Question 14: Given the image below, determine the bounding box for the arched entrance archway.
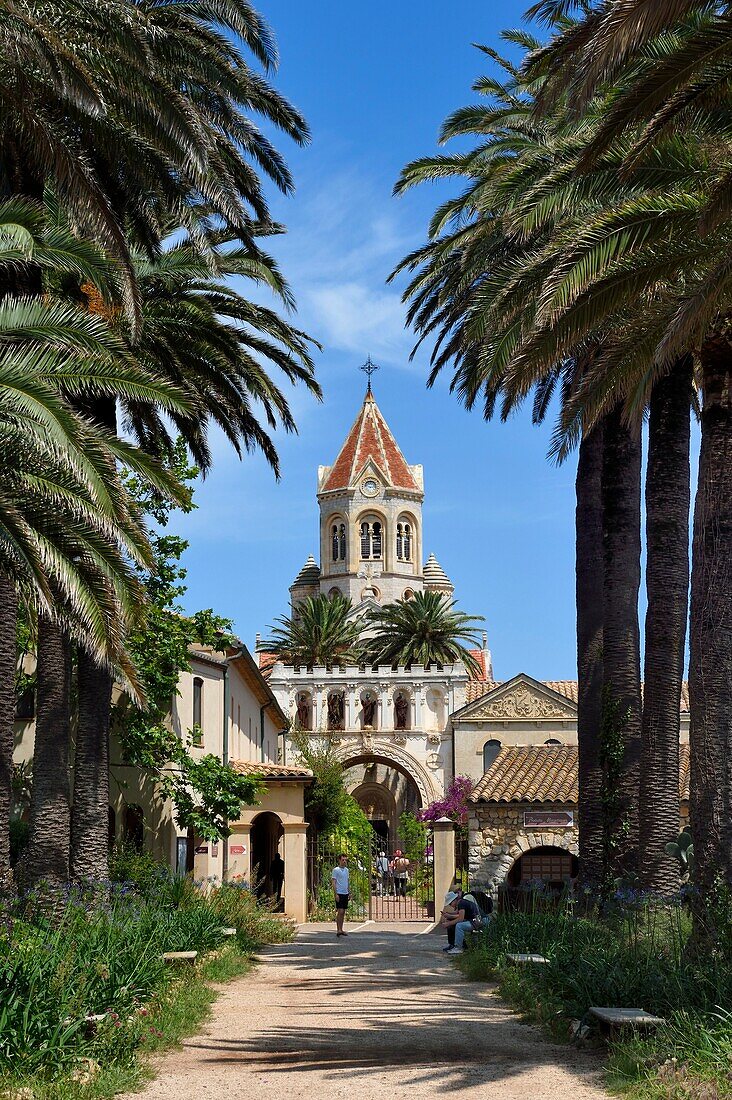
[340,751,427,853]
[250,811,284,905]
[507,845,579,892]
[350,780,397,849]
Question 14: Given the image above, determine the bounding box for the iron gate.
[307,831,435,921]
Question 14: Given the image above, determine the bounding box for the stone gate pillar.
[282,821,308,924]
[432,816,456,918]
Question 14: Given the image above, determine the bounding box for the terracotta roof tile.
[467,650,487,682]
[472,745,578,803]
[321,392,419,494]
[231,760,313,780]
[464,679,689,711]
[472,743,691,804]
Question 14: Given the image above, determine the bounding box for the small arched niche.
[327,690,345,731]
[424,688,445,732]
[393,689,411,731]
[360,689,378,729]
[295,690,312,731]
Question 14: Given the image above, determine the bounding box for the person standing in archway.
[392,849,410,897]
[270,851,285,904]
[332,853,350,937]
[376,850,390,896]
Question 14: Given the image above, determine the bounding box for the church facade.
[265,384,492,847]
[264,384,691,894]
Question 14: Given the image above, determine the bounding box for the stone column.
[414,685,423,731]
[432,816,456,921]
[379,680,391,730]
[282,821,308,924]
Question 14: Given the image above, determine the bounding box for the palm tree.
[392,30,697,890]
[0,0,310,320]
[365,592,484,676]
[66,232,320,881]
[259,594,365,668]
[524,0,732,914]
[117,235,320,476]
[0,209,193,882]
[639,357,692,891]
[575,426,605,890]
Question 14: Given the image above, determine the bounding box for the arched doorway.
[507,845,578,893]
[342,753,423,853]
[250,811,284,905]
[350,780,397,849]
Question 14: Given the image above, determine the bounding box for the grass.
[0,846,294,1100]
[0,943,252,1100]
[456,892,732,1099]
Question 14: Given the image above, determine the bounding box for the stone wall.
[468,802,579,887]
[469,801,692,888]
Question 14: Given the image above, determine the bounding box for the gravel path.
[125,922,608,1099]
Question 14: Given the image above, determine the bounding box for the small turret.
[423,552,454,597]
[289,554,320,607]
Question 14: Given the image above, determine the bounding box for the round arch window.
[482,738,502,772]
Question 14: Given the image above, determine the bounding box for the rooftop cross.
[360,354,379,395]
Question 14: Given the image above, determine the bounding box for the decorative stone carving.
[361,692,377,728]
[394,692,409,730]
[468,684,575,721]
[393,733,407,746]
[427,733,441,745]
[361,730,373,754]
[426,752,440,770]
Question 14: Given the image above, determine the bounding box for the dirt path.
[126,922,608,1099]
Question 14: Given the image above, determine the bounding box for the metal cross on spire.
[360,354,379,394]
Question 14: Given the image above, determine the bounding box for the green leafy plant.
[665,828,694,879]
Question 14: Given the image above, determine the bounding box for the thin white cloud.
[305,281,411,362]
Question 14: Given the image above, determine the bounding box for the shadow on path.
[125,925,608,1099]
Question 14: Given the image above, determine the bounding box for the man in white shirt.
[331,854,350,937]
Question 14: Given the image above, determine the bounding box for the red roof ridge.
[321,392,420,494]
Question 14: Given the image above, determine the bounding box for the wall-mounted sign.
[524,810,574,828]
[211,844,219,857]
[229,844,246,855]
[195,844,209,854]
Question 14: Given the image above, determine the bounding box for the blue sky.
[173,1,602,680]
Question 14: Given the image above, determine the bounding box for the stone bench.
[162,951,198,964]
[589,1007,666,1034]
[506,953,549,965]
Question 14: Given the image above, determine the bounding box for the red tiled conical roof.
[321,391,420,494]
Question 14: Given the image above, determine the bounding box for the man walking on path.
[332,853,350,937]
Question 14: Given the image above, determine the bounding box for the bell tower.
[316,363,425,606]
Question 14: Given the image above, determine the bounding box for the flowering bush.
[416,775,473,824]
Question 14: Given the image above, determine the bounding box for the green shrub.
[458,893,732,1098]
[207,879,295,950]
[0,858,295,1081]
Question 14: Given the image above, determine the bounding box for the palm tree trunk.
[576,423,605,892]
[70,394,117,882]
[639,359,692,893]
[689,335,732,916]
[70,651,112,881]
[0,573,17,877]
[601,403,643,883]
[22,614,71,888]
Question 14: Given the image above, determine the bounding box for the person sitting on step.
[441,890,480,954]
